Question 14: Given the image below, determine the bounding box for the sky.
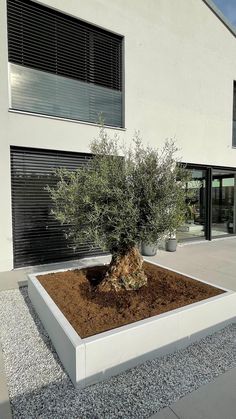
[213,0,236,27]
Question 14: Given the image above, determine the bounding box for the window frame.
[232,80,236,148]
[7,0,125,129]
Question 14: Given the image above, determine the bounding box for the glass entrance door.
[211,170,236,237]
[177,169,207,241]
[177,166,236,243]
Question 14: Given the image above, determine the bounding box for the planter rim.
[28,257,232,344]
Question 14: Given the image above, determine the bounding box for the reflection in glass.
[10,63,122,128]
[177,169,206,240]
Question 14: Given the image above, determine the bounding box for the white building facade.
[0,0,236,271]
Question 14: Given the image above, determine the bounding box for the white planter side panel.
[83,293,236,385]
[84,314,180,380]
[28,277,85,387]
[179,293,236,338]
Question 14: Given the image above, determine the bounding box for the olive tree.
[47,128,188,291]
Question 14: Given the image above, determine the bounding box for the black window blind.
[7,0,123,92]
[11,146,105,268]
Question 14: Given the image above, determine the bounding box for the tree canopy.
[47,128,188,290]
[47,128,188,255]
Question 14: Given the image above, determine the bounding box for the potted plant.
[186,201,195,224]
[141,241,159,256]
[163,174,190,252]
[166,232,177,252]
[140,222,163,257]
[227,208,234,234]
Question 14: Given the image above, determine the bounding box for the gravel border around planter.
[1,287,236,418]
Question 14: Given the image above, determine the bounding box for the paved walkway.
[0,343,12,419]
[151,367,236,419]
[0,238,236,418]
[147,237,236,292]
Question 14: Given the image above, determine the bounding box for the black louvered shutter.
[7,0,123,126]
[233,82,236,147]
[11,147,105,268]
[7,0,57,74]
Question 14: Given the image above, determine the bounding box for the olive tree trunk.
[98,246,147,292]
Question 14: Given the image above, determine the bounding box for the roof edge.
[203,0,236,38]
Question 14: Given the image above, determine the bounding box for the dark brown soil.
[37,262,224,338]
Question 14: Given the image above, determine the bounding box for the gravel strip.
[0,287,236,419]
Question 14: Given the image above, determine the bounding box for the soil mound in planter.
[38,262,224,338]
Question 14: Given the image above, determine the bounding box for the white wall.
[0,0,236,270]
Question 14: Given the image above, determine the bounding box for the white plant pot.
[141,242,158,256]
[166,238,177,252]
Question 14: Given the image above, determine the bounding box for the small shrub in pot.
[166,233,178,252]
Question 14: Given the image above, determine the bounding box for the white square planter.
[28,259,236,388]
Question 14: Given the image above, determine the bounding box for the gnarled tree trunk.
[98,246,147,292]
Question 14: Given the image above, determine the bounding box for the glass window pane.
[10,63,122,127]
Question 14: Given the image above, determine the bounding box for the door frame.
[182,162,236,242]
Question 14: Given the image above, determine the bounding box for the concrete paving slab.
[0,400,12,419]
[147,238,236,292]
[0,375,12,419]
[0,345,4,374]
[170,367,236,419]
[149,407,178,418]
[0,351,12,419]
[0,269,27,291]
[0,255,111,291]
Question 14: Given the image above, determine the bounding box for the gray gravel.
[0,287,236,419]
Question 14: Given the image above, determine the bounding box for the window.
[7,0,123,127]
[11,146,104,267]
[233,81,236,147]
